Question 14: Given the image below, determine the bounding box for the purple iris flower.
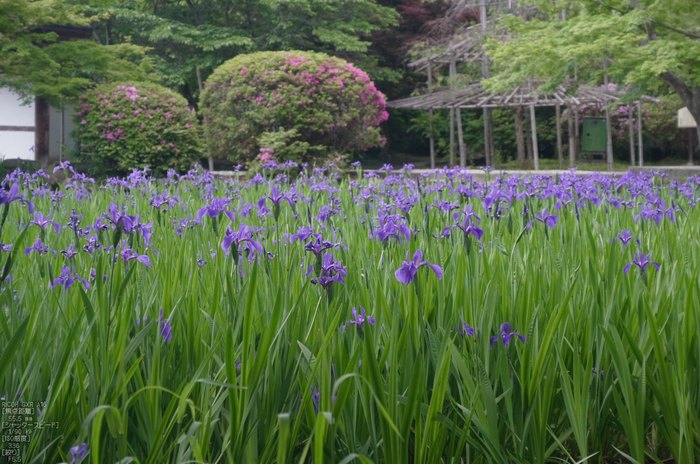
[24,238,57,257]
[611,229,637,247]
[196,197,235,222]
[69,443,87,464]
[634,203,664,226]
[0,243,12,253]
[372,211,411,243]
[394,249,443,285]
[120,247,153,268]
[103,203,137,232]
[309,253,347,288]
[61,244,79,260]
[489,322,526,350]
[342,306,375,331]
[351,161,362,167]
[289,226,315,243]
[452,322,476,337]
[0,183,35,213]
[29,211,62,234]
[221,224,264,262]
[50,266,90,291]
[526,209,558,229]
[623,252,660,274]
[257,184,291,208]
[443,208,484,240]
[53,160,73,174]
[304,235,335,256]
[157,308,173,343]
[300,386,336,414]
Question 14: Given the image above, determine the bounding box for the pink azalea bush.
[200,51,389,165]
[72,82,200,176]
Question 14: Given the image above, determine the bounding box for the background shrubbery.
[200,51,389,166]
[71,82,201,177]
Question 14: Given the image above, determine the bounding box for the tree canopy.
[0,0,153,105]
[485,0,700,132]
[94,0,399,103]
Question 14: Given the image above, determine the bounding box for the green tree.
[95,0,398,104]
[485,0,700,146]
[0,0,153,105]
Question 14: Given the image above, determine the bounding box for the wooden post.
[628,104,635,166]
[514,106,526,163]
[450,109,455,167]
[428,61,435,169]
[605,106,614,171]
[688,129,694,166]
[457,108,466,167]
[574,105,580,161]
[637,101,644,167]
[568,106,575,168]
[34,97,50,167]
[555,104,563,168]
[449,60,456,167]
[530,105,539,171]
[604,68,614,172]
[480,0,494,167]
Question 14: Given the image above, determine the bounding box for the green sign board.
[581,117,607,153]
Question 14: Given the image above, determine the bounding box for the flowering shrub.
[200,51,389,165]
[72,82,200,177]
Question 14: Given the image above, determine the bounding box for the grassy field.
[0,163,698,463]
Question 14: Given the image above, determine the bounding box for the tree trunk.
[514,106,526,163]
[34,97,50,167]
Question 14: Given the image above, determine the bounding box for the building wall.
[0,88,77,163]
[48,100,76,162]
[0,88,35,160]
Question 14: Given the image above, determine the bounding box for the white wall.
[0,88,35,160]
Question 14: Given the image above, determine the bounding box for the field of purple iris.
[0,162,698,463]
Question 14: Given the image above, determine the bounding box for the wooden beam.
[530,105,540,170]
[449,59,456,167]
[0,126,35,132]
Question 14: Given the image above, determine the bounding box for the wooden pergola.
[388,79,658,171]
[389,0,660,171]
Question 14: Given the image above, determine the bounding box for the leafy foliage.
[0,0,154,105]
[93,0,398,104]
[72,82,200,177]
[200,51,389,165]
[485,1,700,114]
